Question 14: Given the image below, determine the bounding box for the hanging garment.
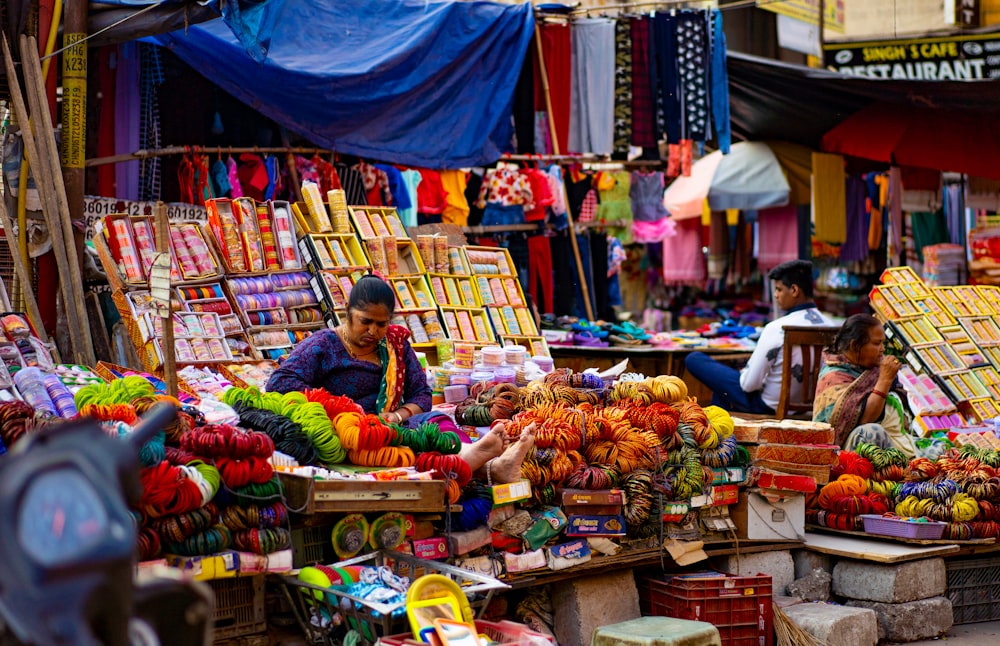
[887,167,903,264]
[138,43,165,201]
[911,210,951,263]
[630,17,656,149]
[944,184,964,245]
[812,152,847,243]
[264,155,281,200]
[613,20,633,158]
[523,168,554,222]
[569,18,616,155]
[578,189,599,224]
[335,163,367,206]
[596,170,633,245]
[731,211,752,284]
[870,173,888,250]
[707,210,729,280]
[476,167,534,209]
[589,231,610,320]
[528,235,554,315]
[226,156,243,198]
[417,169,448,216]
[440,170,470,226]
[840,176,870,263]
[514,44,536,154]
[397,170,422,227]
[545,165,568,219]
[313,155,342,194]
[650,12,680,143]
[295,155,320,185]
[630,170,668,221]
[709,10,731,154]
[573,233,595,319]
[534,112,553,155]
[537,23,572,152]
[758,205,799,272]
[357,161,391,206]
[210,159,232,198]
[675,10,710,143]
[564,171,593,222]
[376,164,413,213]
[551,233,577,315]
[465,170,485,227]
[238,154,269,201]
[115,42,141,201]
[662,217,705,284]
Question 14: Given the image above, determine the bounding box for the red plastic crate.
[637,573,773,646]
[379,619,554,646]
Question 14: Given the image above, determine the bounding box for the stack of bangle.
[872,389,887,399]
[386,403,422,425]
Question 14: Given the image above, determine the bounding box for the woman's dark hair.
[767,260,815,297]
[829,313,881,355]
[348,275,396,314]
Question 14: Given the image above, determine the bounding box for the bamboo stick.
[2,34,87,361]
[20,34,96,365]
[0,198,49,343]
[533,23,595,321]
[154,202,177,398]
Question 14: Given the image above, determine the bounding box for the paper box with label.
[730,489,805,541]
[546,539,592,570]
[411,537,450,560]
[165,551,239,581]
[559,488,625,506]
[565,514,627,537]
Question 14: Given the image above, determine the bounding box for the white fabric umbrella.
[662,142,791,220]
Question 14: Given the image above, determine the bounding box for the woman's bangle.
[872,389,887,399]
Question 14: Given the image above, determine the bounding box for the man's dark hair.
[767,260,815,297]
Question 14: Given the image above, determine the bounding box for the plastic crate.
[860,515,947,540]
[638,573,773,646]
[210,575,266,641]
[378,619,554,646]
[291,524,333,569]
[947,556,1000,624]
[278,550,508,646]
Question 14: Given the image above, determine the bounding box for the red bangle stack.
[872,389,887,399]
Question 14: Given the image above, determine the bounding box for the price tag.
[149,253,173,317]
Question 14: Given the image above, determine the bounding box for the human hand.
[878,355,901,381]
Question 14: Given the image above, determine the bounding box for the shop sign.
[758,0,845,33]
[83,196,206,240]
[824,33,1000,80]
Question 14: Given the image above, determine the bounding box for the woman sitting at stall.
[267,274,533,481]
[268,274,432,423]
[813,313,916,456]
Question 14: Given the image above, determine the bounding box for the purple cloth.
[839,175,869,263]
[266,329,432,414]
[115,42,141,200]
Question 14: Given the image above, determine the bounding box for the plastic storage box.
[860,515,947,540]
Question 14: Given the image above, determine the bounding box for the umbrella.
[822,102,1000,181]
[662,142,794,220]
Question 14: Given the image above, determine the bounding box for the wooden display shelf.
[278,472,448,514]
[806,524,995,547]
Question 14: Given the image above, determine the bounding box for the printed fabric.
[476,167,534,209]
[676,11,710,142]
[613,18,633,157]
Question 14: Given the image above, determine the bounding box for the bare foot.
[491,422,536,484]
[459,425,505,472]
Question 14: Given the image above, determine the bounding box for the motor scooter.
[0,403,212,645]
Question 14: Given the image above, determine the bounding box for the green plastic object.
[590,617,722,646]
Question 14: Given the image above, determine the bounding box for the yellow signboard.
[758,0,846,33]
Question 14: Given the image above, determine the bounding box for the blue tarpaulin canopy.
[152,0,535,168]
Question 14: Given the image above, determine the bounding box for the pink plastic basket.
[860,515,947,540]
[378,620,554,646]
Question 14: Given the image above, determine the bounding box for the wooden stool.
[591,616,722,646]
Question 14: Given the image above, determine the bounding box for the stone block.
[782,603,878,646]
[787,568,831,602]
[792,549,833,579]
[845,596,953,643]
[552,569,640,646]
[722,550,794,595]
[832,558,945,603]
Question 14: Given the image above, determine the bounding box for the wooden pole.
[154,202,178,398]
[279,127,306,204]
[2,34,89,362]
[533,23,595,321]
[0,198,50,344]
[18,35,96,365]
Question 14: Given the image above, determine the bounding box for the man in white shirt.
[684,260,833,415]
